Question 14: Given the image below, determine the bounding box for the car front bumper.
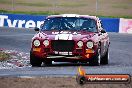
[30,49,97,62]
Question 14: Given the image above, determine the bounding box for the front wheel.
[89,48,101,66]
[101,49,109,65]
[30,53,42,67]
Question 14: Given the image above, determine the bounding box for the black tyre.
[89,48,101,66]
[30,53,42,67]
[101,49,109,65]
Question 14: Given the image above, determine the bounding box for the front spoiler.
[46,55,82,59]
[44,55,95,62]
[30,51,96,62]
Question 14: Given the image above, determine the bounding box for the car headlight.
[43,40,49,46]
[77,41,83,47]
[33,40,40,47]
[86,41,93,48]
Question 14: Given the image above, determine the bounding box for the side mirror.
[34,27,39,31]
[101,30,106,33]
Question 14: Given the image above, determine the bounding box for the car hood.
[32,30,99,42]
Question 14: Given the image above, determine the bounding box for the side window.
[97,20,103,30]
[98,20,106,33]
[100,21,104,28]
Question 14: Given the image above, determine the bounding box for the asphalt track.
[0,27,132,77]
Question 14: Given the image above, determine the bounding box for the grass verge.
[0,10,59,15]
[0,51,10,61]
[0,9,132,18]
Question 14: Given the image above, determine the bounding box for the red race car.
[30,14,110,66]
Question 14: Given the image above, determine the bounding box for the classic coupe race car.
[30,14,110,66]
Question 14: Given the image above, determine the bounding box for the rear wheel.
[101,49,109,65]
[30,53,42,67]
[89,48,101,66]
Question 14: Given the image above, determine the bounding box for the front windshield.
[41,17,97,32]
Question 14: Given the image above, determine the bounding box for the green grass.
[112,4,131,9]
[16,2,52,7]
[16,2,87,7]
[0,0,11,4]
[0,1,51,7]
[0,51,10,61]
[0,1,86,7]
[0,9,132,18]
[58,3,87,7]
[0,10,59,15]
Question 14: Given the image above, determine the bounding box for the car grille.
[51,40,75,52]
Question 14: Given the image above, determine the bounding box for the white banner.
[119,18,132,33]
